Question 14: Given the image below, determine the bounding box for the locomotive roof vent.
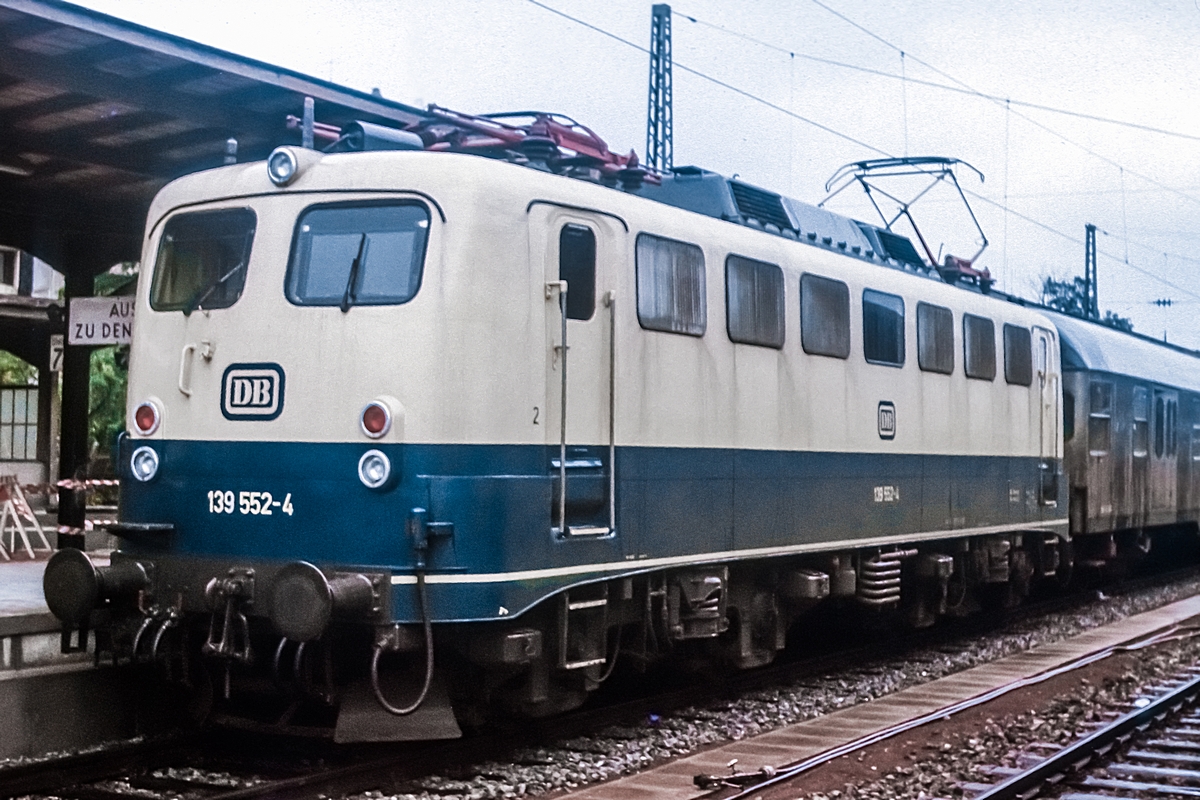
[729,181,793,232]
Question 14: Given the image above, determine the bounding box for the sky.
[78,0,1200,348]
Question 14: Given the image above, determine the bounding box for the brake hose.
[371,570,434,715]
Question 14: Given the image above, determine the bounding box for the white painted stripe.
[390,519,1070,585]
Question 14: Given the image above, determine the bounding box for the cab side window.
[559,224,596,321]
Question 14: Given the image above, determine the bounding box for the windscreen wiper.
[183,261,245,316]
[340,232,369,313]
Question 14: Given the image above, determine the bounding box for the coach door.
[1150,389,1179,519]
[532,204,624,539]
[1034,326,1061,509]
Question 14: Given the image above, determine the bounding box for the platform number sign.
[49,334,64,373]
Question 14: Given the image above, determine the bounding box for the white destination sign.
[69,297,135,345]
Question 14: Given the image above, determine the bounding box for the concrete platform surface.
[0,559,48,618]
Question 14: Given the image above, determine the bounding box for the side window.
[916,302,953,374]
[1089,381,1113,456]
[862,289,905,367]
[800,274,850,358]
[1155,396,1166,458]
[635,233,706,336]
[285,201,429,308]
[963,314,996,380]
[1168,399,1178,457]
[1003,324,1033,386]
[151,207,257,313]
[1132,386,1149,458]
[1192,401,1200,463]
[1063,391,1075,441]
[559,224,596,321]
[725,255,784,349]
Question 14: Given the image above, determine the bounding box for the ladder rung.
[567,525,610,537]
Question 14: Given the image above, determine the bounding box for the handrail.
[606,290,616,533]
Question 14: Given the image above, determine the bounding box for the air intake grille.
[729,182,792,230]
[875,229,925,267]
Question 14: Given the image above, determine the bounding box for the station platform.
[0,518,177,763]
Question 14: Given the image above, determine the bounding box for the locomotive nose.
[269,561,376,641]
[43,549,150,624]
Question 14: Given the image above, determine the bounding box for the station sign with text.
[68,297,134,345]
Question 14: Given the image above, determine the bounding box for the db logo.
[221,363,285,421]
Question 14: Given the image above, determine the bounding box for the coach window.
[636,233,706,336]
[1063,391,1075,440]
[862,289,905,367]
[963,314,996,380]
[916,302,953,374]
[1132,387,1149,458]
[559,224,596,321]
[1089,383,1113,453]
[151,207,256,313]
[1192,401,1200,463]
[726,255,784,348]
[1088,382,1112,456]
[800,274,850,358]
[1003,325,1033,386]
[1155,396,1166,458]
[1168,399,1178,456]
[286,201,429,308]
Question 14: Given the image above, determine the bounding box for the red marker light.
[360,402,390,438]
[134,402,159,435]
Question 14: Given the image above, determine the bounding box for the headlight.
[357,449,391,489]
[130,446,159,482]
[267,147,299,186]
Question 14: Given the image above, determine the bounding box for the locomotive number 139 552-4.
[207,490,294,516]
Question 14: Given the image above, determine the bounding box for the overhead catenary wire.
[521,0,1200,305]
[675,11,1200,144]
[523,0,889,156]
[803,0,1200,210]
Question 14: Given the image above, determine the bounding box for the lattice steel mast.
[646,4,672,172]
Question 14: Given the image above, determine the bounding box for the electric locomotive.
[41,111,1197,741]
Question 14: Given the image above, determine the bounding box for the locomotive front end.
[43,148,479,740]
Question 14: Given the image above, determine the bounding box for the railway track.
[5,566,1200,800]
[968,666,1200,799]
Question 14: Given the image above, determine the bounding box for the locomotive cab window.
[963,314,996,380]
[726,255,784,348]
[285,201,429,308]
[1003,324,1033,386]
[559,224,596,321]
[916,302,953,374]
[150,207,256,313]
[862,289,904,367]
[800,274,850,358]
[636,233,706,336]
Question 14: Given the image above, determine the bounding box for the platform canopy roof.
[0,0,428,275]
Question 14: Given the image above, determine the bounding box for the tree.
[1040,275,1133,332]
[1041,275,1088,317]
